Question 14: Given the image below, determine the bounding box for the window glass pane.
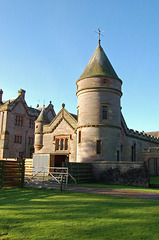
[102,106,107,119]
[56,139,60,150]
[65,139,68,150]
[61,139,64,150]
[78,131,81,143]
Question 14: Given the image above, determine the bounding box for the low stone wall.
[92,161,149,187]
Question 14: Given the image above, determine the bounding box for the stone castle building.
[33,41,159,178]
[0,89,55,159]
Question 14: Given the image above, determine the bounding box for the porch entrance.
[50,154,69,167]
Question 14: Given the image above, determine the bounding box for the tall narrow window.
[78,131,81,143]
[29,119,34,128]
[102,106,107,119]
[134,143,136,161]
[96,140,102,155]
[61,139,64,150]
[65,138,69,150]
[117,150,120,161]
[56,139,60,150]
[131,143,136,161]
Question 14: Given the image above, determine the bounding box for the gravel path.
[24,181,159,201]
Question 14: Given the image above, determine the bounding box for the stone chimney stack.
[18,89,26,100]
[0,89,3,103]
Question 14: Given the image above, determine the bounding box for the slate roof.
[78,45,120,81]
[35,108,50,123]
[70,113,77,120]
[0,98,16,106]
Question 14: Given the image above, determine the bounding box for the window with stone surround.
[131,143,136,161]
[65,138,69,150]
[102,106,108,120]
[29,119,34,128]
[78,131,81,144]
[117,150,120,161]
[55,136,69,151]
[14,135,22,144]
[15,115,23,126]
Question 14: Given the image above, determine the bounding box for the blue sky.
[0,0,159,132]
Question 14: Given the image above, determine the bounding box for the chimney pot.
[0,89,3,103]
[18,89,26,99]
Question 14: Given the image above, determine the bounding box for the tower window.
[78,131,81,143]
[96,140,102,155]
[102,106,107,119]
[117,150,120,161]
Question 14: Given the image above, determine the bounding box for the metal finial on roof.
[95,28,104,46]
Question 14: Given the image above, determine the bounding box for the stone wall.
[92,161,149,187]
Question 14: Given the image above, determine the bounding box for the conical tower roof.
[35,108,50,123]
[78,45,120,81]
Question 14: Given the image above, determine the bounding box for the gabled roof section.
[0,93,30,115]
[0,89,55,119]
[78,45,120,81]
[43,106,77,133]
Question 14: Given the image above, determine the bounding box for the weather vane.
[95,28,104,46]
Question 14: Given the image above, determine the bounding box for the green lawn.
[74,183,159,192]
[150,176,159,184]
[0,188,159,240]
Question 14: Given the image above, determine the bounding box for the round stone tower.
[34,108,50,153]
[76,42,122,162]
